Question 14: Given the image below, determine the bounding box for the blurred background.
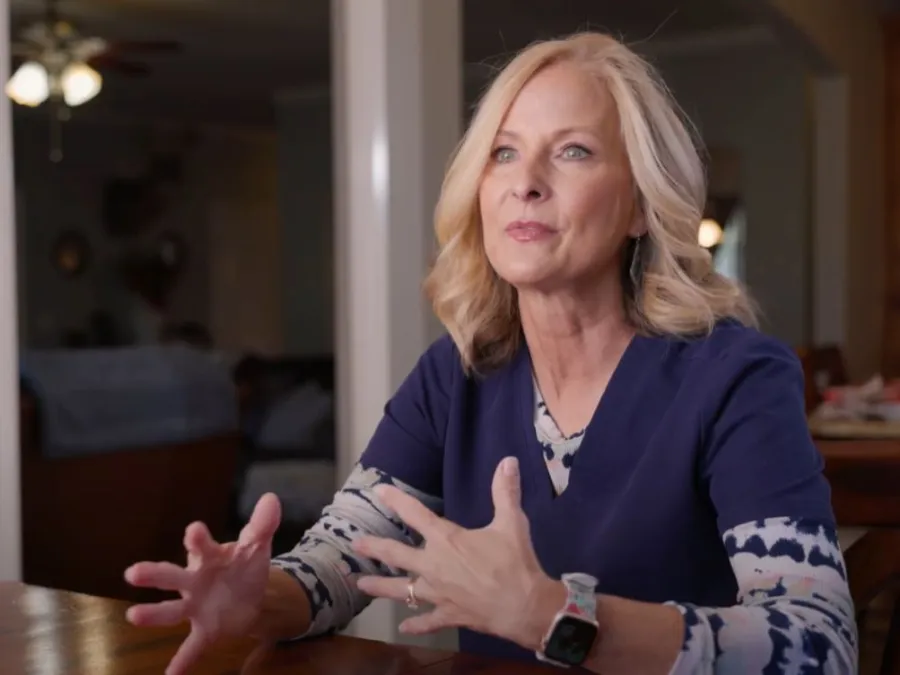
[0,0,897,672]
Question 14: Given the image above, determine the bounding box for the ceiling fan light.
[61,61,102,107]
[5,61,49,107]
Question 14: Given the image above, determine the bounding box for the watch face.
[544,615,598,666]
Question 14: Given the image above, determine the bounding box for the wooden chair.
[845,530,900,674]
[796,344,849,413]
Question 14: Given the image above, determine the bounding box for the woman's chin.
[496,263,559,291]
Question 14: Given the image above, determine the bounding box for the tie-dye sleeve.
[666,517,857,674]
[271,462,443,639]
[673,337,857,671]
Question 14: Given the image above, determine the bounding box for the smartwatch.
[535,573,600,668]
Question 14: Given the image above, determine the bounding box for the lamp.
[60,62,102,106]
[698,218,723,249]
[5,60,49,107]
[5,60,102,108]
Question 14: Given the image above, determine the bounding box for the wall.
[655,42,811,346]
[273,84,449,360]
[205,130,284,355]
[883,20,900,376]
[758,0,885,378]
[276,93,334,356]
[12,113,282,354]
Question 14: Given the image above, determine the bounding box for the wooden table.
[817,437,900,526]
[816,437,900,675]
[0,582,559,675]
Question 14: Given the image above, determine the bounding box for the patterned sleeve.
[667,517,857,674]
[271,462,443,639]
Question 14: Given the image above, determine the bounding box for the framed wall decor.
[155,230,188,275]
[51,229,91,278]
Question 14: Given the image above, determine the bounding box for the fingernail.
[502,456,519,476]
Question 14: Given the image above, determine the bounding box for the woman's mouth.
[505,220,557,242]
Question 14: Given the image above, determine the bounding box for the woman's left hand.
[352,456,562,648]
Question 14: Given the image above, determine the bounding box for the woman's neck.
[519,283,633,399]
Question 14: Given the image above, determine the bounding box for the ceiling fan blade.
[106,40,183,53]
[20,22,53,47]
[71,36,109,62]
[88,56,152,77]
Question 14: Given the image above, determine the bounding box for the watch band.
[560,573,598,618]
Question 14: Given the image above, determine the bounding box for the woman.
[125,32,856,675]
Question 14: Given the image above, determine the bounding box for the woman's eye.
[561,145,591,159]
[492,147,517,163]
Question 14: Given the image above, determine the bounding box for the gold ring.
[405,578,419,610]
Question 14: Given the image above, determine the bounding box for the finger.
[125,599,187,627]
[399,607,457,635]
[356,575,435,604]
[373,484,446,539]
[491,456,525,525]
[239,492,282,547]
[353,536,424,574]
[125,561,191,591]
[184,521,220,558]
[166,628,209,675]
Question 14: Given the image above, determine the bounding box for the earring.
[629,236,643,288]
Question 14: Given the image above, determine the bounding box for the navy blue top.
[359,321,836,663]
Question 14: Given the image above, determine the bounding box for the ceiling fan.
[6,0,182,109]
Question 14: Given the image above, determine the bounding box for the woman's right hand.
[124,493,282,675]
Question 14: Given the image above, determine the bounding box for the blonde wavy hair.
[423,32,757,373]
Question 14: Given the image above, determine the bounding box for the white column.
[0,0,22,583]
[331,0,461,649]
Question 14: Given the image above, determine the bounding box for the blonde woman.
[125,33,856,675]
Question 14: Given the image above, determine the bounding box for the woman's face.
[479,61,641,293]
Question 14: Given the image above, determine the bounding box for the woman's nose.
[511,165,550,203]
[513,184,545,202]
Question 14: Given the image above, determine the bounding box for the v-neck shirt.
[533,378,586,495]
[357,321,836,663]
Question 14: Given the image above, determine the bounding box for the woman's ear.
[628,211,648,239]
[626,191,648,238]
